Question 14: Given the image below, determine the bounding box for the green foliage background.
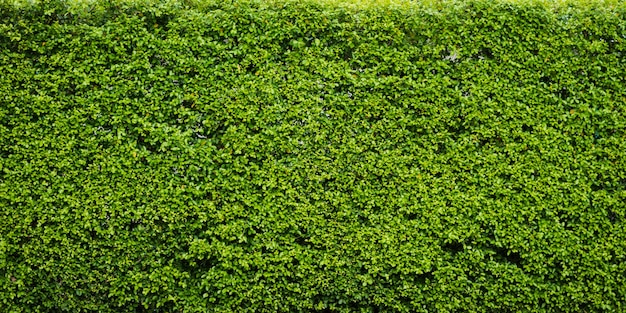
[1,0,625,311]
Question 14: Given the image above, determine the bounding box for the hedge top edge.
[3,0,625,13]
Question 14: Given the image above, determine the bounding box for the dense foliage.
[1,0,625,311]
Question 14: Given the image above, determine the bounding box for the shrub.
[1,0,625,311]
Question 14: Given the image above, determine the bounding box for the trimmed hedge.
[1,0,625,311]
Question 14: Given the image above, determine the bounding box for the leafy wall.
[1,0,625,311]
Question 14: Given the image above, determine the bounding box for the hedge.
[1,0,625,312]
